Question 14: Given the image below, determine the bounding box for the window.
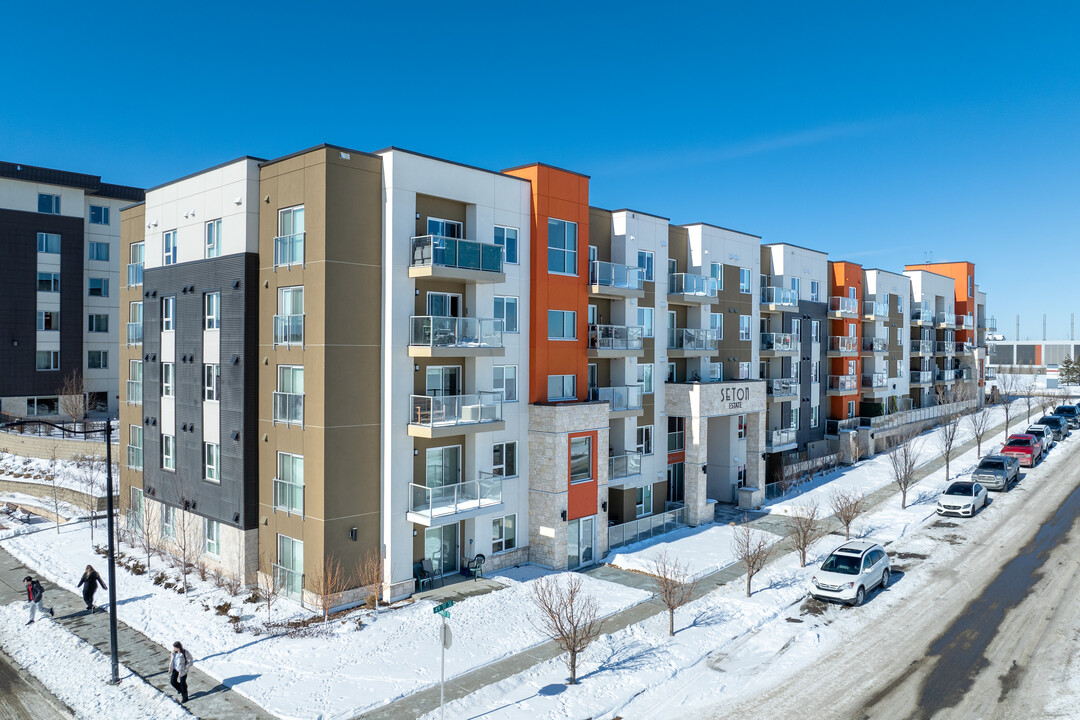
[738,415,746,439]
[162,434,175,470]
[36,351,59,371]
[739,267,751,294]
[811,360,820,383]
[588,363,597,391]
[710,312,724,339]
[492,441,517,477]
[163,230,177,265]
[791,407,800,430]
[37,272,60,292]
[26,397,58,416]
[493,365,517,402]
[636,485,653,518]
[494,296,518,333]
[547,218,578,274]
[668,258,677,275]
[710,262,724,290]
[811,320,821,343]
[637,250,654,281]
[811,405,820,428]
[204,291,220,330]
[848,360,857,374]
[638,363,654,394]
[968,276,973,298]
[88,241,109,261]
[276,366,305,424]
[162,363,174,397]
[275,452,305,514]
[493,226,518,264]
[88,278,109,297]
[38,194,60,214]
[204,443,220,483]
[739,315,751,341]
[162,297,175,331]
[791,277,801,300]
[36,311,59,330]
[739,362,751,379]
[276,206,306,267]
[896,327,904,346]
[37,232,60,253]
[89,205,109,225]
[547,374,576,401]
[87,314,108,332]
[570,436,592,483]
[897,295,904,313]
[492,514,516,553]
[810,280,820,302]
[667,362,676,383]
[791,318,801,340]
[548,310,576,340]
[668,417,685,451]
[427,217,462,238]
[204,519,220,555]
[587,304,597,325]
[792,359,801,382]
[738,465,746,487]
[897,359,904,377]
[637,425,653,455]
[709,362,723,381]
[636,306,654,338]
[847,400,856,418]
[161,505,176,538]
[204,364,221,401]
[425,445,461,487]
[87,350,108,369]
[205,219,222,258]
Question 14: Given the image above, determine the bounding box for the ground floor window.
[276,534,304,601]
[636,485,653,518]
[161,505,176,539]
[128,487,144,531]
[26,397,59,416]
[204,518,220,556]
[492,514,516,553]
[424,524,458,576]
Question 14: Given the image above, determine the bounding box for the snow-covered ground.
[0,603,191,720]
[605,524,782,581]
[0,449,115,497]
[1,525,649,720]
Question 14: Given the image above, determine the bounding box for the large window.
[88,314,108,333]
[87,350,108,369]
[548,310,576,340]
[637,307,654,337]
[26,397,58,415]
[547,374,576,401]
[204,364,220,401]
[161,505,176,538]
[36,351,59,371]
[790,277,801,300]
[89,205,109,225]
[204,443,220,483]
[162,434,175,470]
[547,218,578,274]
[276,206,306,267]
[492,441,517,477]
[711,262,723,289]
[668,417,684,452]
[811,405,820,428]
[37,311,59,331]
[810,280,821,302]
[88,241,109,261]
[37,232,60,253]
[739,315,751,341]
[636,485,653,518]
[163,230,177,266]
[204,291,220,330]
[637,250,654,281]
[494,226,518,264]
[811,320,821,343]
[638,363,654,394]
[427,217,462,238]
[38,193,60,214]
[710,312,724,339]
[637,425,653,455]
[739,362,751,379]
[569,436,592,483]
[494,296,518,333]
[162,363,175,397]
[206,219,222,258]
[274,452,305,515]
[493,365,517,402]
[426,446,461,486]
[739,267,751,294]
[37,272,60,292]
[492,514,516,553]
[88,278,109,297]
[162,297,175,331]
[275,365,305,425]
[204,519,220,556]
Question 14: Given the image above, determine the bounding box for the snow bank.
[605,524,782,581]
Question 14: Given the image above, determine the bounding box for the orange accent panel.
[667,451,685,465]
[1035,344,1043,365]
[567,430,598,521]
[827,261,863,420]
[904,261,976,317]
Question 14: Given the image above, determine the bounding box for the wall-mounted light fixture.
[560,510,567,521]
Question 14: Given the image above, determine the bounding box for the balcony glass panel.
[126,263,143,287]
[590,261,644,290]
[767,378,799,396]
[910,370,934,384]
[410,316,503,349]
[937,312,956,326]
[829,296,858,314]
[828,336,858,353]
[410,392,504,428]
[273,477,305,516]
[862,337,888,353]
[864,300,888,317]
[959,314,974,328]
[126,322,142,346]
[668,327,719,351]
[609,451,643,480]
[273,233,305,267]
[668,273,718,298]
[910,340,930,354]
[761,332,797,352]
[273,392,304,425]
[936,341,956,354]
[592,385,643,412]
[409,477,502,520]
[911,303,932,322]
[271,564,304,602]
[761,286,799,307]
[589,324,643,351]
[862,373,887,389]
[828,374,858,391]
[767,428,796,448]
[608,506,687,549]
[273,314,305,347]
[410,235,504,274]
[937,369,957,382]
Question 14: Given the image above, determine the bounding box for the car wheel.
[852,587,865,606]
[881,569,890,590]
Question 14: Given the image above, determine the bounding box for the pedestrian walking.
[76,565,107,613]
[23,576,54,625]
[168,641,193,703]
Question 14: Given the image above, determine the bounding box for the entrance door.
[425,524,458,576]
[425,366,461,396]
[426,292,462,318]
[667,462,685,504]
[567,517,596,570]
[277,535,304,602]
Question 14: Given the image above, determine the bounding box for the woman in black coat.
[77,565,107,613]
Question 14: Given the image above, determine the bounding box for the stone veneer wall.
[0,431,119,463]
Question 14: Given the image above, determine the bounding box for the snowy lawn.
[0,449,115,497]
[1,528,649,720]
[604,524,782,581]
[0,603,191,720]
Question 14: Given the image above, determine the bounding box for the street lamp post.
[0,416,121,685]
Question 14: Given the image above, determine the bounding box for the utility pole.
[1016,314,1020,341]
[1072,313,1074,341]
[1043,314,1047,341]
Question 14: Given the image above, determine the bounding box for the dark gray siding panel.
[797,300,827,449]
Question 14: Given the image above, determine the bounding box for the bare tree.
[886,431,923,509]
[58,370,87,424]
[135,496,160,570]
[309,554,348,623]
[530,574,602,685]
[730,516,775,597]
[994,373,1020,442]
[171,496,202,595]
[966,405,993,458]
[72,452,106,541]
[786,502,825,568]
[936,406,965,483]
[1039,388,1063,416]
[1021,379,1039,422]
[259,553,284,623]
[829,488,866,540]
[650,550,698,636]
[355,549,383,614]
[42,446,64,534]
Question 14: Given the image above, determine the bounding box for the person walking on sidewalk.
[23,576,54,625]
[169,641,193,703]
[76,565,107,613]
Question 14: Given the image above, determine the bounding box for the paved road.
[0,646,72,720]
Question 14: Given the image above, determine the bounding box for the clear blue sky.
[3,1,1077,340]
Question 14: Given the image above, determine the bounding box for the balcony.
[409,392,504,438]
[407,476,503,526]
[668,273,718,304]
[409,316,504,357]
[957,341,974,354]
[827,374,859,396]
[935,341,956,355]
[608,506,688,550]
[861,372,889,395]
[827,335,859,357]
[829,296,859,317]
[958,314,974,329]
[937,312,956,328]
[766,427,797,452]
[274,232,305,268]
[591,385,643,417]
[609,451,644,485]
[126,379,142,405]
[760,286,799,312]
[668,327,719,357]
[911,304,932,325]
[985,367,997,380]
[766,378,799,400]
[273,391,304,427]
[271,564,304,602]
[861,337,888,355]
[588,324,644,358]
[126,262,143,287]
[910,339,932,356]
[589,261,644,298]
[936,369,957,383]
[126,322,142,347]
[274,314,305,349]
[409,235,505,282]
[126,444,142,470]
[985,318,998,332]
[909,370,934,386]
[863,300,888,320]
[760,332,798,356]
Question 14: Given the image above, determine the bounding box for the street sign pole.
[432,600,454,720]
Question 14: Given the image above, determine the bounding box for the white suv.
[810,541,891,606]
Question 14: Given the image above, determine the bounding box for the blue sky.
[3,1,1077,339]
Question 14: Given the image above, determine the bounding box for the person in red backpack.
[23,576,54,625]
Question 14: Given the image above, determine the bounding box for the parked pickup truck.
[1001,434,1042,467]
[971,454,1020,491]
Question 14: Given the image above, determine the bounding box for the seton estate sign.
[717,385,751,410]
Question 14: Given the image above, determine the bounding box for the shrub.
[244,589,262,604]
[214,601,232,616]
[152,571,167,586]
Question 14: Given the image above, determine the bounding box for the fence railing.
[829,336,858,353]
[828,374,858,392]
[410,316,503,350]
[609,452,643,480]
[910,339,931,354]
[863,300,888,318]
[608,506,687,550]
[761,286,799,307]
[272,564,304,602]
[767,427,797,448]
[272,392,304,426]
[829,296,858,314]
[273,314,305,347]
[862,337,888,353]
[910,370,934,384]
[273,232,305,268]
[862,373,888,389]
[669,327,719,351]
[767,378,799,396]
[761,332,798,352]
[592,385,643,412]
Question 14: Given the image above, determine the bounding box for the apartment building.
[904,266,968,406]
[0,161,142,420]
[860,269,911,415]
[826,260,863,429]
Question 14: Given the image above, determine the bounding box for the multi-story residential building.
[904,266,966,405]
[826,261,863,431]
[0,161,142,419]
[860,269,911,416]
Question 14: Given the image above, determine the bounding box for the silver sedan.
[936,481,988,517]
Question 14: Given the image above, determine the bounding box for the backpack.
[30,580,43,602]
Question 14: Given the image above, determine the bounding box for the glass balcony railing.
[829,296,859,315]
[911,304,932,323]
[828,336,858,353]
[910,339,931,354]
[761,332,798,352]
[828,375,858,392]
[126,444,143,470]
[937,369,957,382]
[409,477,502,521]
[609,451,643,480]
[126,262,143,287]
[126,322,142,346]
[958,368,972,380]
[937,312,956,326]
[862,373,887,389]
[760,286,799,307]
[273,391,305,426]
[592,385,643,412]
[864,300,888,318]
[668,327,719,351]
[956,341,972,353]
[410,316,503,350]
[936,341,956,354]
[274,314,305,347]
[274,232,305,268]
[410,235,503,274]
[608,507,688,550]
[910,370,934,384]
[589,261,644,290]
[985,368,997,380]
[958,315,973,329]
[767,378,799,396]
[862,337,888,353]
[668,273,718,298]
[272,563,304,602]
[767,428,797,449]
[589,324,643,351]
[410,392,503,428]
[986,318,997,332]
[126,380,142,405]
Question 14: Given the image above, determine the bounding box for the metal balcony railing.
[767,427,797,448]
[409,316,503,350]
[862,373,887,389]
[126,445,142,470]
[668,273,718,298]
[126,322,142,346]
[126,263,143,287]
[609,452,643,480]
[273,477,305,516]
[828,336,858,353]
[590,324,643,351]
[126,380,142,405]
[829,296,859,315]
[592,385,643,412]
[761,332,798,352]
[273,232,305,268]
[273,391,304,426]
[589,261,644,290]
[862,337,888,353]
[864,300,888,318]
[271,564,304,602]
[669,327,719,351]
[274,314,305,348]
[608,506,687,549]
[409,477,502,521]
[410,235,503,274]
[410,392,503,428]
[761,286,799,307]
[767,378,800,396]
[828,374,858,392]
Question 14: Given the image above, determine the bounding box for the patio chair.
[416,560,433,592]
[422,557,443,589]
[466,554,485,581]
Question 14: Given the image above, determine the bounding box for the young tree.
[936,406,964,483]
[994,373,1020,442]
[967,405,993,458]
[530,574,602,685]
[259,553,284,624]
[310,554,348,623]
[886,431,923,509]
[1021,379,1039,422]
[135,497,160,570]
[171,496,202,595]
[786,502,825,568]
[650,550,698,636]
[72,452,107,541]
[829,488,866,540]
[58,370,87,425]
[1061,356,1080,385]
[1038,389,1060,416]
[355,549,383,614]
[730,516,774,597]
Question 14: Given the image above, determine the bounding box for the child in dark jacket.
[77,565,107,613]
